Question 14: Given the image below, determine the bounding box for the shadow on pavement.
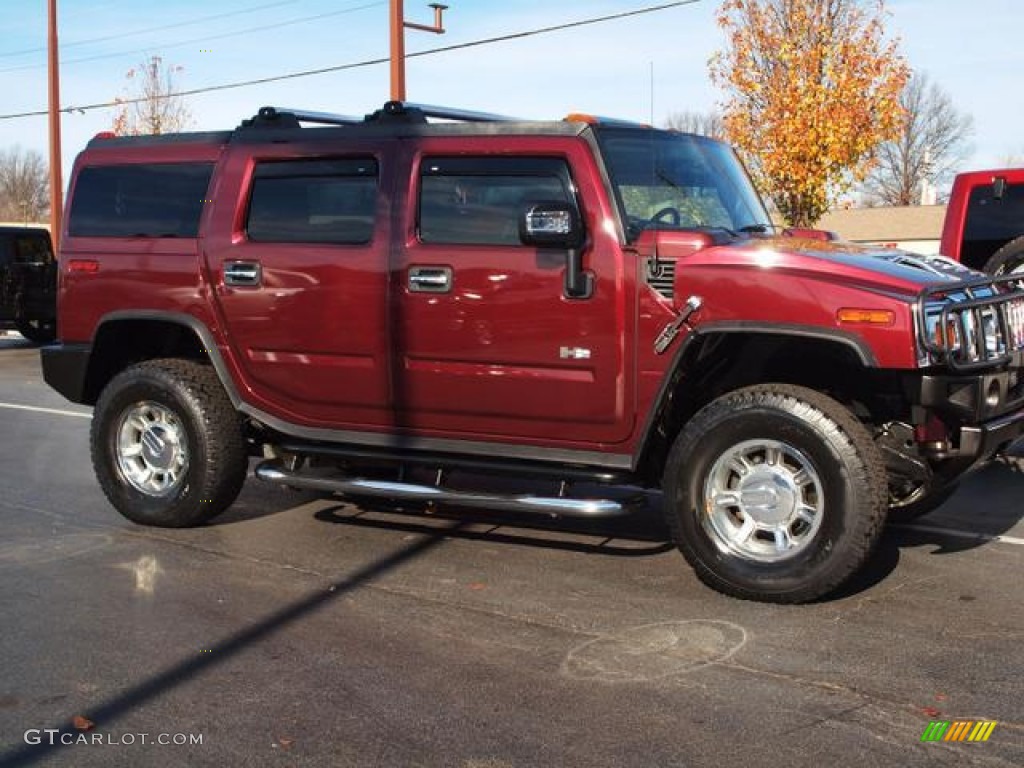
[888,455,1024,555]
[0,519,465,768]
[314,497,676,558]
[0,334,34,350]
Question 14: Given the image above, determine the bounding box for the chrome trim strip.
[255,461,633,518]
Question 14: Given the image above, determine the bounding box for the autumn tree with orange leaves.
[711,0,910,226]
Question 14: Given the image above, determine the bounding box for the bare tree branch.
[664,110,726,139]
[862,71,973,206]
[113,56,192,136]
[0,146,49,223]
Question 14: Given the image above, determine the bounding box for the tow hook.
[654,296,703,354]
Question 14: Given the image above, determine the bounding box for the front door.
[392,141,634,447]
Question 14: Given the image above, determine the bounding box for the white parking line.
[898,523,1024,547]
[0,402,92,419]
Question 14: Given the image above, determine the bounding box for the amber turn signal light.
[836,308,895,326]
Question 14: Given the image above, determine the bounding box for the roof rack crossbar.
[401,102,519,123]
[259,106,363,126]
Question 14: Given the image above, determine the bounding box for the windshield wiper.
[738,223,772,234]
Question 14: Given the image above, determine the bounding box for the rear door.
[391,138,634,446]
[205,141,394,429]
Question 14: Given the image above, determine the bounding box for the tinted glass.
[963,182,1024,259]
[597,128,771,242]
[68,163,213,237]
[419,157,572,246]
[14,234,53,264]
[246,158,378,244]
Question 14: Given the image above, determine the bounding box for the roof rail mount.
[240,106,362,129]
[367,101,519,123]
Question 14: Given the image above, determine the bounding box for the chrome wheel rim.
[702,439,825,563]
[115,401,189,496]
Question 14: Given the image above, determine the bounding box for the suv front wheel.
[663,384,887,603]
[91,359,248,527]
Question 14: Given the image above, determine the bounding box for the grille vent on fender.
[645,258,675,300]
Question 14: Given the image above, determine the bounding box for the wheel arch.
[81,311,242,407]
[634,326,888,483]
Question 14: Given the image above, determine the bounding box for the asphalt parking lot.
[0,333,1021,767]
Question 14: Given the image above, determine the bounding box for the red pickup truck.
[42,102,1024,603]
[940,167,1024,275]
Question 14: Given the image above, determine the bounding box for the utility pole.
[389,1,448,102]
[47,0,63,241]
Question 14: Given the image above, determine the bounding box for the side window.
[14,235,54,265]
[246,158,378,244]
[419,157,573,246]
[68,163,213,238]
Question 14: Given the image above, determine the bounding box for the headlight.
[923,297,1024,367]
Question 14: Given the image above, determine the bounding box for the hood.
[704,236,980,294]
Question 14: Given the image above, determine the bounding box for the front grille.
[645,258,675,301]
[919,275,1024,371]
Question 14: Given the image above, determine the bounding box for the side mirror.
[519,201,584,249]
[520,202,592,299]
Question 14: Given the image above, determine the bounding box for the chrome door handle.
[408,266,452,293]
[224,261,262,287]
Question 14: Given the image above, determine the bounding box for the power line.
[0,1,702,121]
[0,0,306,58]
[0,2,385,73]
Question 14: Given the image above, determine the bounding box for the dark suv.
[41,102,1024,603]
[0,226,57,344]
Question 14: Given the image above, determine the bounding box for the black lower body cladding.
[41,343,92,403]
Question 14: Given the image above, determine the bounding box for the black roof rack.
[240,101,521,130]
[239,106,362,129]
[394,102,519,122]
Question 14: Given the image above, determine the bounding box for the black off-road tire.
[663,384,888,604]
[982,235,1024,276]
[90,359,248,527]
[887,482,959,524]
[16,318,56,345]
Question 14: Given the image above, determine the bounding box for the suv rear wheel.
[663,384,887,603]
[91,359,248,527]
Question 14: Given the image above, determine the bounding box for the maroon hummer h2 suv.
[43,102,1024,603]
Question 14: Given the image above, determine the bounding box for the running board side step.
[255,461,634,519]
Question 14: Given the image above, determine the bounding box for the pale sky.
[1,0,1022,197]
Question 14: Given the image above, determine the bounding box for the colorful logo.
[921,720,997,742]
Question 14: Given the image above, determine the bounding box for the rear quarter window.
[68,163,214,238]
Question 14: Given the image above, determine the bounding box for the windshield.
[596,128,772,243]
